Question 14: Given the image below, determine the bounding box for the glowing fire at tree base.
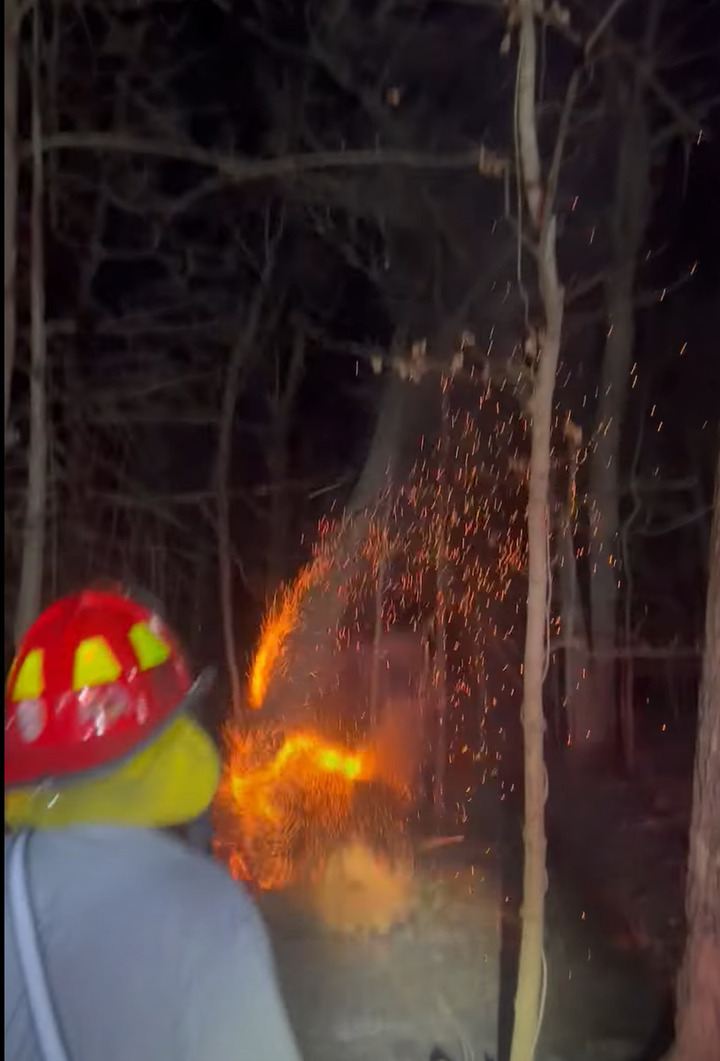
[214,724,416,933]
[313,841,415,936]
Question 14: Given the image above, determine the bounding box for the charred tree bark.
[664,448,720,1061]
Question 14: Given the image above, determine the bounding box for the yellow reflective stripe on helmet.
[128,621,171,671]
[72,637,123,690]
[10,648,45,702]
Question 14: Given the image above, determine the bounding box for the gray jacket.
[4,827,302,1061]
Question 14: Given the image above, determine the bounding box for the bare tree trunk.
[432,379,451,824]
[510,4,573,1057]
[15,8,48,642]
[217,291,266,718]
[619,454,642,771]
[664,446,720,1061]
[4,0,19,441]
[587,28,655,756]
[512,338,560,1061]
[261,366,412,722]
[587,268,636,750]
[266,329,305,596]
[558,424,590,746]
[369,489,391,729]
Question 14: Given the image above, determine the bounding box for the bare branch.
[541,65,582,248]
[612,37,709,140]
[29,132,509,182]
[584,0,634,56]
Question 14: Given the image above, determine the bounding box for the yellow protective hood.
[5,713,220,830]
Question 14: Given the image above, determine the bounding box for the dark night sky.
[5,0,720,673]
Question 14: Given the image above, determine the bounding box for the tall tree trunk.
[261,363,415,723]
[586,33,655,756]
[511,327,561,1061]
[266,330,305,596]
[432,379,451,824]
[217,290,266,719]
[510,4,575,1057]
[664,448,720,1061]
[558,422,589,747]
[4,0,19,441]
[368,488,391,729]
[15,8,48,642]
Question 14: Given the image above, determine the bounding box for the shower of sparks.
[219,370,533,891]
[209,252,705,943]
[218,309,705,892]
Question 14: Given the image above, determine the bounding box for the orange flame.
[214,725,409,892]
[248,556,329,710]
[216,727,376,889]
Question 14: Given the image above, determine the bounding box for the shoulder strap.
[8,832,71,1061]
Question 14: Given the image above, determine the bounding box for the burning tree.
[212,354,530,903]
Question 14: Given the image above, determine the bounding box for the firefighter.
[4,586,303,1061]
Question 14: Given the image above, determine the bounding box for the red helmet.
[5,588,202,789]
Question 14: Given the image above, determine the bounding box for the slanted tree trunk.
[261,359,417,723]
[510,3,575,1057]
[217,290,267,718]
[368,488,391,729]
[15,8,48,642]
[4,0,20,441]
[432,379,451,824]
[266,329,305,596]
[586,38,655,757]
[663,447,720,1061]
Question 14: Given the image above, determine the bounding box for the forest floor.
[540,719,695,1060]
[264,841,501,1061]
[255,718,694,1061]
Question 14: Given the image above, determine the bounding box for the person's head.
[4,586,220,831]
